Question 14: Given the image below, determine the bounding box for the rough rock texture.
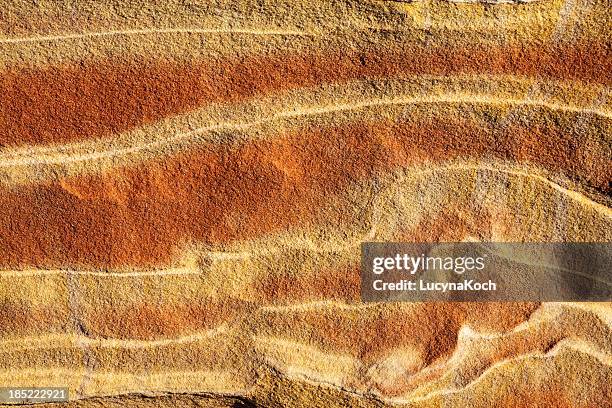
[0,0,610,407]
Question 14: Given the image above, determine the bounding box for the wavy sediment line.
[4,303,596,359]
[0,0,568,46]
[397,162,612,216]
[2,0,606,69]
[0,159,608,270]
[4,341,607,407]
[0,288,607,403]
[0,248,260,276]
[0,368,250,396]
[456,311,593,343]
[0,267,200,278]
[3,72,607,158]
[403,304,612,396]
[251,331,612,405]
[260,300,380,312]
[0,326,229,352]
[2,303,609,403]
[477,242,612,286]
[262,301,610,316]
[253,301,610,387]
[395,339,612,405]
[3,340,608,406]
[2,38,610,148]
[2,94,608,169]
[0,27,313,44]
[258,328,612,403]
[0,160,608,271]
[1,0,610,406]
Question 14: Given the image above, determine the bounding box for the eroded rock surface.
[0,0,610,407]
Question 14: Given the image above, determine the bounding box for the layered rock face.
[0,0,610,407]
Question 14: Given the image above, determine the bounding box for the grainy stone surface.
[0,0,610,407]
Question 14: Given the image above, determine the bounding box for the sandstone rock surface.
[0,0,610,407]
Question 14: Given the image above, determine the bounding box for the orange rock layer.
[0,0,611,407]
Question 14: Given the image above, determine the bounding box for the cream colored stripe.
[0,27,314,44]
[1,94,607,169]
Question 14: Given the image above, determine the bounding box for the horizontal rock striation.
[0,0,610,407]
